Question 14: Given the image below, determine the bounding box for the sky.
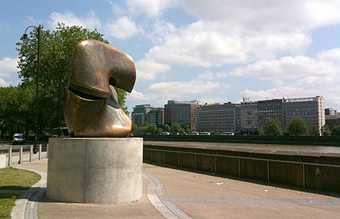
[0,0,340,111]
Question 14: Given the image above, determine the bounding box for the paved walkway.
[15,160,340,219]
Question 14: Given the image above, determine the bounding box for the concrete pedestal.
[47,138,143,204]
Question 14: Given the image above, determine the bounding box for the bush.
[263,119,283,136]
[287,117,309,136]
[332,125,340,136]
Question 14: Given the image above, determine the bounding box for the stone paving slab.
[38,196,164,219]
[145,164,340,219]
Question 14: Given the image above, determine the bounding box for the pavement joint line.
[11,160,47,219]
[144,172,192,219]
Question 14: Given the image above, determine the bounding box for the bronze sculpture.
[65,40,136,137]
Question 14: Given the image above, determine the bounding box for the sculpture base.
[47,137,143,204]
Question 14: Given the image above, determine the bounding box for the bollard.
[38,144,42,160]
[8,146,12,167]
[19,146,23,164]
[29,145,33,162]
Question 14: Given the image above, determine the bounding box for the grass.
[0,168,40,219]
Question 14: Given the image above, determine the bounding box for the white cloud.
[136,21,310,80]
[141,78,226,107]
[136,59,170,80]
[0,57,17,77]
[0,57,18,87]
[231,48,340,108]
[107,16,139,39]
[149,80,220,94]
[49,11,101,29]
[197,71,228,80]
[0,78,8,87]
[145,20,177,43]
[135,1,340,80]
[181,0,340,31]
[128,89,146,101]
[127,0,175,17]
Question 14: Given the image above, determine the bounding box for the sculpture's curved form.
[65,40,136,137]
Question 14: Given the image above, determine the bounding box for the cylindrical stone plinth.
[47,138,143,204]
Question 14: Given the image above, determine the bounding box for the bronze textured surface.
[65,40,136,137]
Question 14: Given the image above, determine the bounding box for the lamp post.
[21,25,43,145]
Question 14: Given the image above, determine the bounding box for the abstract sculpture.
[48,39,142,204]
[64,39,136,137]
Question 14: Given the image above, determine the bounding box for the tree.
[16,23,127,135]
[0,86,34,138]
[170,122,184,134]
[322,125,332,136]
[263,119,283,136]
[145,123,159,135]
[287,117,309,136]
[332,125,340,136]
[161,124,171,132]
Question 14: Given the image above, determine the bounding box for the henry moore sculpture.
[65,39,136,137]
[47,40,143,204]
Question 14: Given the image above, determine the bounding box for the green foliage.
[170,122,184,133]
[287,117,309,136]
[322,125,332,136]
[0,168,40,219]
[0,193,16,219]
[263,119,283,136]
[0,168,41,189]
[132,122,190,136]
[0,86,34,138]
[332,125,340,136]
[9,23,126,137]
[161,124,171,132]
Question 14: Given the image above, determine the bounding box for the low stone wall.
[143,144,340,195]
[143,135,340,146]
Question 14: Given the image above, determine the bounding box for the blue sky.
[0,0,340,111]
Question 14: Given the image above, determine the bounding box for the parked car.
[221,132,235,136]
[13,133,25,145]
[51,127,70,137]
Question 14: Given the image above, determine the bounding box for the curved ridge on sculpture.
[65,39,136,137]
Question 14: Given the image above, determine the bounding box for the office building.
[133,96,326,135]
[325,108,340,128]
[257,99,285,128]
[131,104,152,126]
[164,100,200,131]
[197,103,237,133]
[131,104,164,127]
[325,108,337,116]
[147,108,164,127]
[284,96,325,135]
[237,102,258,133]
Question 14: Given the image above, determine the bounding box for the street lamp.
[21,25,43,144]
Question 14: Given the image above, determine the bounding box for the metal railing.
[0,144,48,167]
